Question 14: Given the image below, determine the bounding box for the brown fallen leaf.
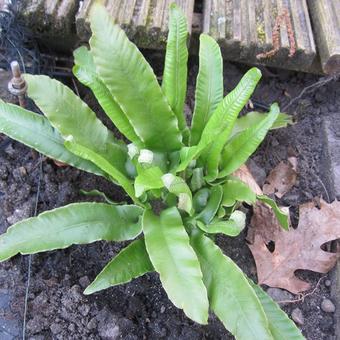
[232,165,262,195]
[247,201,289,244]
[263,158,297,198]
[248,199,340,294]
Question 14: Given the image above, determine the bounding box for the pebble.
[160,305,165,314]
[50,322,62,335]
[246,158,266,187]
[267,288,294,305]
[324,279,331,287]
[79,276,90,288]
[87,317,97,330]
[291,308,304,325]
[321,299,335,313]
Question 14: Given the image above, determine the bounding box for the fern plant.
[0,4,303,339]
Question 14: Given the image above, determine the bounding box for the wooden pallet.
[76,0,195,49]
[13,0,340,74]
[308,0,340,74]
[202,0,316,72]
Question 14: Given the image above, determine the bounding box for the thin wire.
[22,156,42,340]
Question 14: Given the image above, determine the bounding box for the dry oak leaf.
[232,164,262,195]
[263,158,297,198]
[247,201,289,245]
[249,199,340,294]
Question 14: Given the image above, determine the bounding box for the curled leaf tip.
[138,149,154,164]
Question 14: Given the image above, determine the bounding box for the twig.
[282,75,339,111]
[276,276,326,304]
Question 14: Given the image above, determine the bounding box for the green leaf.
[222,178,256,206]
[195,185,223,224]
[142,208,209,324]
[65,141,137,202]
[191,232,273,340]
[190,34,223,146]
[190,167,205,192]
[0,100,104,177]
[73,46,142,146]
[25,74,126,166]
[162,174,193,214]
[176,145,202,172]
[89,4,182,152]
[218,104,280,177]
[257,195,289,230]
[196,210,246,237]
[249,280,305,339]
[0,203,143,262]
[134,167,164,197]
[231,111,293,139]
[201,68,262,181]
[162,3,188,137]
[80,189,119,204]
[84,238,153,294]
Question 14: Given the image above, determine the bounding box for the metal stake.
[8,61,27,108]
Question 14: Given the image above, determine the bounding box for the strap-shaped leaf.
[218,104,279,178]
[257,195,289,230]
[65,141,137,202]
[84,238,153,295]
[195,185,223,224]
[134,167,164,197]
[80,189,119,205]
[0,203,143,262]
[191,232,273,340]
[222,178,256,206]
[142,208,209,324]
[73,46,142,146]
[0,100,104,177]
[190,34,223,146]
[231,111,293,139]
[201,68,262,181]
[196,210,246,237]
[162,3,188,137]
[190,167,205,191]
[25,74,128,175]
[89,4,182,152]
[249,280,305,339]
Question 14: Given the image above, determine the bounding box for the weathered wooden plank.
[76,0,195,49]
[19,0,77,33]
[308,0,340,74]
[203,0,317,72]
[16,0,78,52]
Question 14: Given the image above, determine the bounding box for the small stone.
[78,304,90,316]
[68,323,76,332]
[0,166,8,180]
[325,279,331,287]
[79,276,90,288]
[50,322,62,335]
[87,317,97,330]
[266,288,294,306]
[246,158,266,187]
[291,308,304,325]
[160,305,165,314]
[321,299,335,313]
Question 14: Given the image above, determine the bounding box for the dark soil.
[0,52,339,340]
